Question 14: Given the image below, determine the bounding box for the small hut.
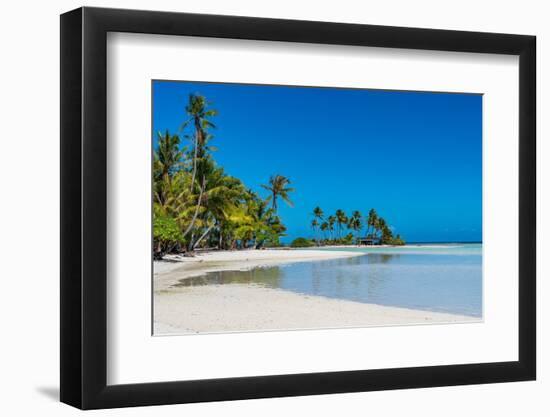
[356,236,381,246]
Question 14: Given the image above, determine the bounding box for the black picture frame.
[60,6,536,410]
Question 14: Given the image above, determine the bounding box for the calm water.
[176,244,482,317]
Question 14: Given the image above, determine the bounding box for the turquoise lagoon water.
[177,244,482,317]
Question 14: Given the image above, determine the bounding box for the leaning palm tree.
[190,167,246,249]
[261,175,295,212]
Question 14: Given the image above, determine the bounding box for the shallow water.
[176,244,482,317]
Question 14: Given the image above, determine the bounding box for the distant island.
[291,207,405,248]
[153,93,404,259]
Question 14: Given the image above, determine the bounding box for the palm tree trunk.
[193,224,215,249]
[182,175,206,241]
[190,134,199,190]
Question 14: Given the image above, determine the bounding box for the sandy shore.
[153,249,479,334]
[154,284,478,335]
[154,249,364,291]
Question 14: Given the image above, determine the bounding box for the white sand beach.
[153,249,478,334]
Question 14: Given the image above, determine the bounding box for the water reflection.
[175,266,283,288]
[174,252,482,317]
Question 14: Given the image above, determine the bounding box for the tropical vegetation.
[153,93,293,258]
[290,237,315,248]
[153,93,405,259]
[311,207,405,246]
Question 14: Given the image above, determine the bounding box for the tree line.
[153,93,294,258]
[292,207,405,247]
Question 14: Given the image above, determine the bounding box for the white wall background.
[0,0,545,415]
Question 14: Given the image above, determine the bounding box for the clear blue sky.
[153,80,482,243]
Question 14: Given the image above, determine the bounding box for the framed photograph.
[60,6,536,409]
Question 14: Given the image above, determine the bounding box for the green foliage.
[309,207,406,247]
[152,92,408,257]
[153,215,183,253]
[261,175,295,212]
[390,234,406,245]
[290,237,315,248]
[153,93,294,257]
[313,206,324,221]
[341,233,354,245]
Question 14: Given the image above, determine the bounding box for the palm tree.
[155,130,183,177]
[244,191,276,249]
[335,209,348,239]
[312,207,324,245]
[261,175,295,212]
[377,217,387,240]
[311,219,319,244]
[153,92,310,255]
[152,169,193,255]
[327,215,336,240]
[180,174,207,244]
[313,206,324,222]
[191,166,246,249]
[177,94,218,247]
[348,210,362,241]
[181,93,218,189]
[153,130,184,205]
[320,222,329,241]
[366,208,378,238]
[381,223,393,244]
[373,217,381,240]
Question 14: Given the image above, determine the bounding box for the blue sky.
[153,80,482,243]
